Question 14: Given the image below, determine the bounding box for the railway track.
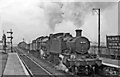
[14,47,120,77]
[14,47,54,77]
[20,55,53,76]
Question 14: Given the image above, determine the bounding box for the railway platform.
[3,53,29,76]
[100,57,120,68]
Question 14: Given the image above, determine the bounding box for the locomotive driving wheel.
[68,65,77,74]
[76,66,94,75]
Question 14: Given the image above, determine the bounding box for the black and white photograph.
[0,0,119,77]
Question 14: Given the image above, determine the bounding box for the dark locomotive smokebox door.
[75,37,90,54]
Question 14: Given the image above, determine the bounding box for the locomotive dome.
[52,33,64,38]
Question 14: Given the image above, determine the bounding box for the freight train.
[18,29,103,75]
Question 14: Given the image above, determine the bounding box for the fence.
[89,46,120,59]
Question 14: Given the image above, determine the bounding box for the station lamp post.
[92,8,101,57]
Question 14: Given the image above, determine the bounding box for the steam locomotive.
[18,29,102,75]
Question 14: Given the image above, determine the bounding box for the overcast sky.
[0,0,119,44]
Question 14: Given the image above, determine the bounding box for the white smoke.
[40,2,117,31]
[0,0,118,44]
[40,2,63,30]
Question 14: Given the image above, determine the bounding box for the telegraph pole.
[7,29,13,52]
[98,9,100,56]
[93,8,101,57]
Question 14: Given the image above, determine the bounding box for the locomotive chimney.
[75,29,82,37]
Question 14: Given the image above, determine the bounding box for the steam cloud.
[0,0,117,44]
[40,2,116,31]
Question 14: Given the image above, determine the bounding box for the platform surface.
[3,53,28,75]
[100,57,120,68]
[0,50,8,77]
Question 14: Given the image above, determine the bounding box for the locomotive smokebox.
[75,29,82,37]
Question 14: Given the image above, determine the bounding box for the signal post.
[7,29,13,52]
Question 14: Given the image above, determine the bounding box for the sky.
[0,0,119,45]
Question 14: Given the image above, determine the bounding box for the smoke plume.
[40,2,116,31]
[41,2,63,30]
